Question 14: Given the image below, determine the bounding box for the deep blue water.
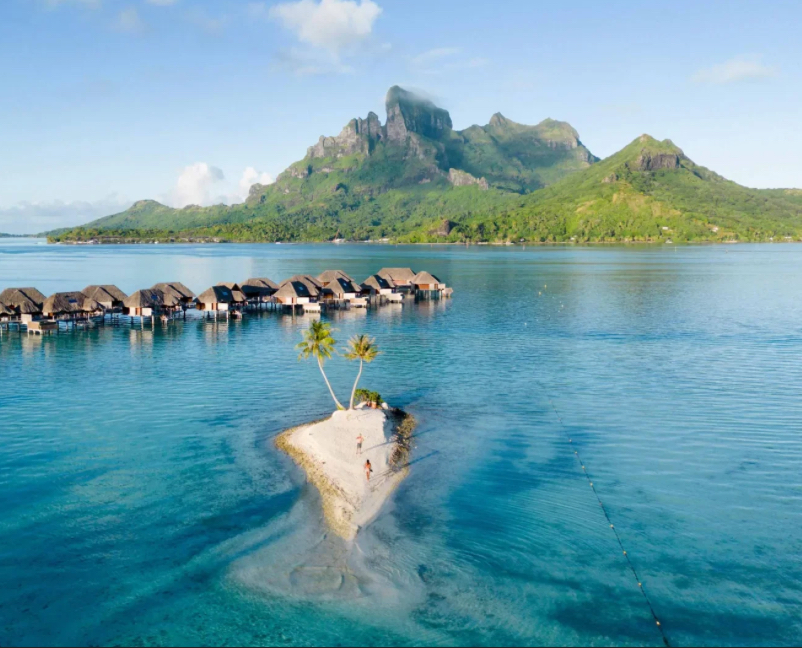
[1,239,801,647]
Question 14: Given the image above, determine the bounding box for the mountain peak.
[385,86,452,142]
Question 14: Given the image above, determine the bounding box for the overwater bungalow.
[317,270,355,285]
[0,287,46,322]
[82,285,128,310]
[377,268,416,292]
[218,283,249,307]
[42,292,103,320]
[152,282,196,309]
[361,274,395,296]
[275,278,316,307]
[195,285,241,315]
[0,302,12,324]
[124,289,164,318]
[240,278,279,306]
[411,271,451,299]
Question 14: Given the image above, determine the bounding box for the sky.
[1,0,800,234]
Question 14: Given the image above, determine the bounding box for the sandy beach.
[276,408,410,540]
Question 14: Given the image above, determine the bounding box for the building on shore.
[240,278,279,306]
[124,289,164,318]
[42,292,103,320]
[82,285,128,311]
[377,268,416,293]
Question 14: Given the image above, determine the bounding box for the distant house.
[240,278,279,304]
[378,268,416,292]
[152,282,196,309]
[317,270,355,285]
[124,289,164,317]
[280,275,323,302]
[195,285,239,313]
[0,287,46,322]
[42,292,102,319]
[82,285,128,310]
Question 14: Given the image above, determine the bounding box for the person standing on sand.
[356,434,364,455]
[364,459,373,481]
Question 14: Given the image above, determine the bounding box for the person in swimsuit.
[364,459,372,481]
[356,434,364,455]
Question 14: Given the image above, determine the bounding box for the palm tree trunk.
[318,357,345,410]
[349,359,364,409]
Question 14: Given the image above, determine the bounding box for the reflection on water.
[1,241,802,646]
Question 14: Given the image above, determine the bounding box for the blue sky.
[1,0,800,233]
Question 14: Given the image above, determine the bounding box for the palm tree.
[297,320,345,410]
[344,334,381,409]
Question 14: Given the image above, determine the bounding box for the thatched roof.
[124,289,163,310]
[378,268,416,284]
[218,283,247,303]
[152,282,196,301]
[43,291,101,315]
[196,285,238,305]
[160,292,182,308]
[241,278,279,297]
[18,300,41,315]
[83,285,128,304]
[361,274,393,292]
[323,276,362,297]
[0,287,45,310]
[275,279,313,300]
[412,271,442,285]
[0,303,12,316]
[317,270,354,285]
[285,275,322,297]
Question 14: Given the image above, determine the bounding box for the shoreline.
[276,408,416,541]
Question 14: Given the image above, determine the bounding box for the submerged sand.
[276,408,411,540]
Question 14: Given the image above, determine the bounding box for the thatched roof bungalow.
[0,288,46,318]
[152,282,196,306]
[317,270,354,285]
[124,289,164,317]
[0,302,12,321]
[378,268,416,290]
[82,285,128,309]
[196,285,239,312]
[240,278,279,301]
[218,283,248,305]
[275,279,315,305]
[411,271,445,291]
[42,292,103,318]
[361,274,394,296]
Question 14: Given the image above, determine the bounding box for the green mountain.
[52,87,802,244]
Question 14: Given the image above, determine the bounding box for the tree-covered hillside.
[51,88,802,245]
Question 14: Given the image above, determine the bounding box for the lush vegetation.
[49,88,802,245]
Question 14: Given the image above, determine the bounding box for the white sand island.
[276,408,414,540]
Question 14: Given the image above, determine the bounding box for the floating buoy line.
[539,383,672,648]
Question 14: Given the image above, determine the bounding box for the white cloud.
[169,163,226,208]
[236,167,274,202]
[693,55,777,85]
[0,195,133,235]
[268,0,382,55]
[115,7,145,33]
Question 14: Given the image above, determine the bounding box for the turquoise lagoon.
[0,239,801,646]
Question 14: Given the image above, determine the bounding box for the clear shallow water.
[1,240,801,647]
